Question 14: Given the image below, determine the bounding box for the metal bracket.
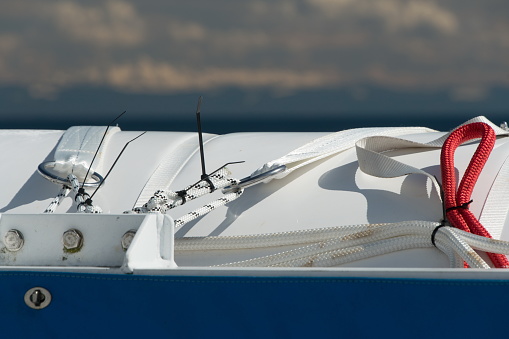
[38,161,103,188]
[222,165,287,193]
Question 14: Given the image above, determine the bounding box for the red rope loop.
[440,122,509,268]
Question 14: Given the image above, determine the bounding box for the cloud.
[15,57,339,99]
[307,0,458,34]
[168,21,207,41]
[167,22,272,59]
[249,1,299,18]
[450,86,488,102]
[51,0,145,47]
[0,34,19,53]
[0,34,21,80]
[103,58,340,92]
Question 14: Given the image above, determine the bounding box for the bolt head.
[62,229,83,250]
[4,229,24,251]
[121,230,136,250]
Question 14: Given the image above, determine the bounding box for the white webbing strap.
[479,155,509,239]
[250,126,436,182]
[356,136,444,197]
[53,126,120,180]
[355,116,509,217]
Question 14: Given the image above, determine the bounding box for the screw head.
[4,229,24,251]
[62,229,83,251]
[121,230,136,250]
[24,287,52,310]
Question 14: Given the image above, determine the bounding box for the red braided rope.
[440,122,509,268]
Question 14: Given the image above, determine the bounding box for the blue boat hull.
[1,271,507,338]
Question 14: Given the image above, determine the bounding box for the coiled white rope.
[269,236,435,268]
[172,220,509,268]
[174,221,435,251]
[175,223,390,251]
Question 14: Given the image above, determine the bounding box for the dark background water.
[82,114,509,134]
[3,114,506,134]
[1,86,508,133]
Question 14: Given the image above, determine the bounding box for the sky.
[1,0,508,130]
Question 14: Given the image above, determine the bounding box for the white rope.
[202,221,495,268]
[132,167,243,228]
[175,222,395,251]
[174,189,244,228]
[269,236,435,268]
[172,218,509,268]
[134,167,237,213]
[43,186,71,213]
[67,174,102,213]
[43,174,102,213]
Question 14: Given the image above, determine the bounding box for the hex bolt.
[121,230,136,251]
[4,229,24,252]
[62,229,83,251]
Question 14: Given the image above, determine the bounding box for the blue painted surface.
[0,271,507,338]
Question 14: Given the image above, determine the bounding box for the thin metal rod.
[195,96,207,178]
[82,110,126,188]
[90,131,146,199]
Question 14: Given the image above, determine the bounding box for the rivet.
[121,230,136,251]
[4,229,24,251]
[62,229,83,251]
[24,287,52,310]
